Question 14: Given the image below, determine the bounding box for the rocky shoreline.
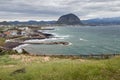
[3,30,70,50]
[2,39,120,59]
[0,26,69,54]
[4,41,69,50]
[3,42,23,50]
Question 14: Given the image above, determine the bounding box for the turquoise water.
[24,25,120,55]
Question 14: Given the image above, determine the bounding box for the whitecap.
[68,42,72,45]
[52,33,70,38]
[24,38,60,42]
[24,39,46,42]
[79,38,88,41]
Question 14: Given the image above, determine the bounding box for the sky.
[0,0,120,21]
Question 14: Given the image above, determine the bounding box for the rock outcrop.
[57,13,83,25]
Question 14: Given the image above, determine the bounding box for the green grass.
[0,38,5,46]
[0,55,19,65]
[0,55,120,80]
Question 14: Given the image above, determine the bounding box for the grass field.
[0,54,120,80]
[0,38,5,46]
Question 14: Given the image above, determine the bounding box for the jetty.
[3,41,69,50]
[22,41,69,45]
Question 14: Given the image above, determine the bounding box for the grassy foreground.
[0,54,120,80]
[0,38,5,46]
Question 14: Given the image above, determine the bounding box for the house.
[0,33,5,37]
[3,29,21,37]
[19,27,35,35]
[3,26,42,38]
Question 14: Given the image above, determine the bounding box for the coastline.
[2,31,55,50]
[1,26,120,58]
[3,37,120,58]
[1,39,120,59]
[3,35,70,54]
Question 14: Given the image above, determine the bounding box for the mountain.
[0,21,10,25]
[1,16,120,26]
[57,13,83,25]
[8,20,56,25]
[82,17,120,25]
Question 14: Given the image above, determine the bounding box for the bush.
[0,49,18,55]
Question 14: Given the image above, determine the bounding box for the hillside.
[0,54,120,80]
[82,17,120,25]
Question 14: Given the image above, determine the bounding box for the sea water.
[23,25,120,55]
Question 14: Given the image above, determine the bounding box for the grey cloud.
[0,0,120,21]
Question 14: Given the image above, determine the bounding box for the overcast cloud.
[0,0,120,21]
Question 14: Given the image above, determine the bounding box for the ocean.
[23,25,120,55]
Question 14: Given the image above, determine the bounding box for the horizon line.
[0,16,120,22]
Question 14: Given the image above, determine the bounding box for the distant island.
[56,13,83,25]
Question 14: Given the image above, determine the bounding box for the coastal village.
[0,25,52,39]
[0,24,69,53]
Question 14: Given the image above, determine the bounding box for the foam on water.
[68,42,72,45]
[24,35,70,42]
[79,38,88,41]
[52,33,70,38]
[24,38,59,42]
[13,44,29,53]
[24,39,46,42]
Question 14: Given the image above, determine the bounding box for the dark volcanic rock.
[57,13,83,25]
[10,68,26,76]
[4,42,22,49]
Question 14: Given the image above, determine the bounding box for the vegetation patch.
[0,38,5,46]
[0,54,119,80]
